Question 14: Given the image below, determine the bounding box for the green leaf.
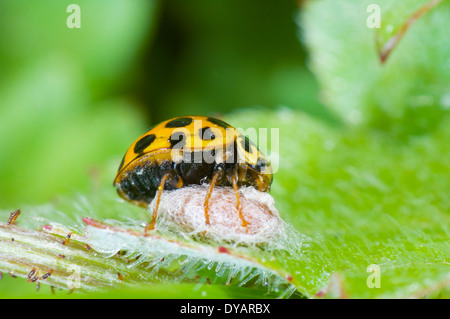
[0,187,303,299]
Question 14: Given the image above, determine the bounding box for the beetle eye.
[257,159,267,167]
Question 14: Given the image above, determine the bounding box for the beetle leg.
[144,172,171,232]
[203,170,221,225]
[232,173,248,230]
[176,176,184,188]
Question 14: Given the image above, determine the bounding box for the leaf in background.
[300,0,450,135]
[0,0,159,96]
[375,0,443,63]
[0,0,159,207]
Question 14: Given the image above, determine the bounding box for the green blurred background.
[0,0,331,209]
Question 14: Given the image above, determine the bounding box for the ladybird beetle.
[113,116,272,231]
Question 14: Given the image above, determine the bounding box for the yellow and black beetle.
[113,116,272,231]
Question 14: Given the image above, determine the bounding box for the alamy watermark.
[366,264,381,288]
[66,265,81,289]
[67,4,81,29]
[167,119,279,174]
[366,4,381,29]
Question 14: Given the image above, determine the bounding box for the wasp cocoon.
[148,185,285,245]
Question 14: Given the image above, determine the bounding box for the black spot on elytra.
[207,117,231,128]
[169,131,186,149]
[241,136,253,154]
[118,154,126,171]
[165,117,193,128]
[134,134,156,154]
[199,126,216,140]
